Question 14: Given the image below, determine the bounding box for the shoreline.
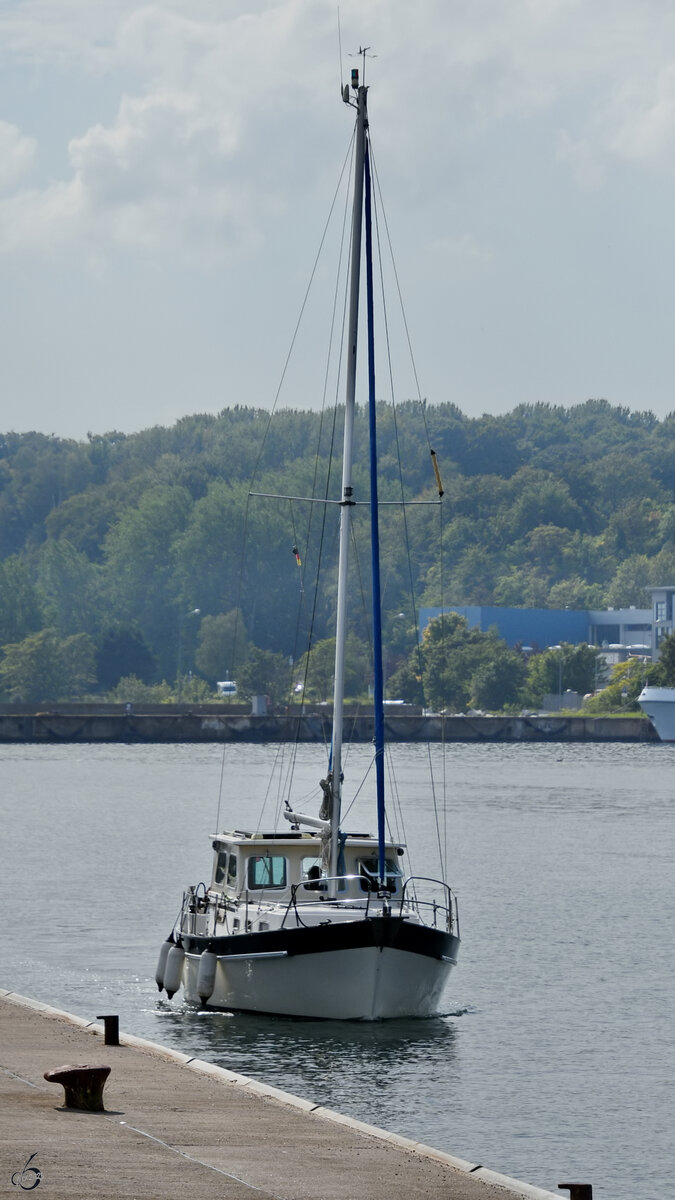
[0,706,657,743]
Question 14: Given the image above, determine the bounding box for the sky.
[2,0,675,441]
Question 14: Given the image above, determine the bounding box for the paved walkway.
[1,990,559,1200]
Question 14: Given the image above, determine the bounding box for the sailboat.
[155,68,461,1021]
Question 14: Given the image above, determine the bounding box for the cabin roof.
[211,830,405,851]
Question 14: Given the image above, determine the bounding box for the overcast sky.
[2,0,675,441]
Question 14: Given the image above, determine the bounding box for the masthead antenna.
[349,44,376,84]
[343,44,376,104]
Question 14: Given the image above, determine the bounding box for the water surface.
[2,741,673,1200]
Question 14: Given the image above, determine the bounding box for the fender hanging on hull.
[163,943,185,999]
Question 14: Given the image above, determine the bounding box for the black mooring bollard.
[96,1014,120,1046]
[44,1063,111,1111]
[559,1184,593,1200]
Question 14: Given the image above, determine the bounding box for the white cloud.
[605,63,675,166]
[0,179,83,256]
[1,0,675,264]
[66,89,253,259]
[2,0,675,438]
[0,120,36,190]
[0,2,339,261]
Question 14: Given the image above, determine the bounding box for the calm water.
[1,741,673,1200]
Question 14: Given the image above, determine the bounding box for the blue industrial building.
[419,604,653,654]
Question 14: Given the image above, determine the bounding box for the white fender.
[155,937,173,992]
[197,950,218,1004]
[163,944,185,999]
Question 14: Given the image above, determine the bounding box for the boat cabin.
[210,830,405,903]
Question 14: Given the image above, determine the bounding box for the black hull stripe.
[182,916,459,964]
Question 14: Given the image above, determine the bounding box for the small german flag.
[292,545,302,566]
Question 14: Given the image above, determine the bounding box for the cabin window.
[301,855,322,890]
[357,856,401,894]
[214,851,228,886]
[247,854,287,890]
[227,853,237,885]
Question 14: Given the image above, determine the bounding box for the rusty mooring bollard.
[96,1013,120,1045]
[559,1184,593,1200]
[44,1064,111,1111]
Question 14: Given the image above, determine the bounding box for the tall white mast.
[327,74,368,891]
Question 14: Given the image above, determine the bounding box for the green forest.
[2,397,675,709]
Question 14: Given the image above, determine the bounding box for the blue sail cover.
[364,140,386,888]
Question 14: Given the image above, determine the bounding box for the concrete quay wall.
[0,707,657,743]
[0,989,564,1200]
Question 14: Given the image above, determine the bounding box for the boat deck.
[0,990,559,1200]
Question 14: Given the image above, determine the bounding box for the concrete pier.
[1,990,561,1200]
[0,703,656,743]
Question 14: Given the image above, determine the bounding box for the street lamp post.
[550,645,563,709]
[177,608,200,704]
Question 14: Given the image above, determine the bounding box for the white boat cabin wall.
[201,831,406,930]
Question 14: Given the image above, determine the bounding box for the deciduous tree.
[0,629,96,702]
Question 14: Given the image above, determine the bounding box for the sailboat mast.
[328,78,368,888]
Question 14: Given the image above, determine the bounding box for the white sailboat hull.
[638,686,675,741]
[183,942,454,1020]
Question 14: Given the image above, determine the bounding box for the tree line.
[2,398,675,707]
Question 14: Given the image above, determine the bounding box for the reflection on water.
[155,1002,461,1128]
